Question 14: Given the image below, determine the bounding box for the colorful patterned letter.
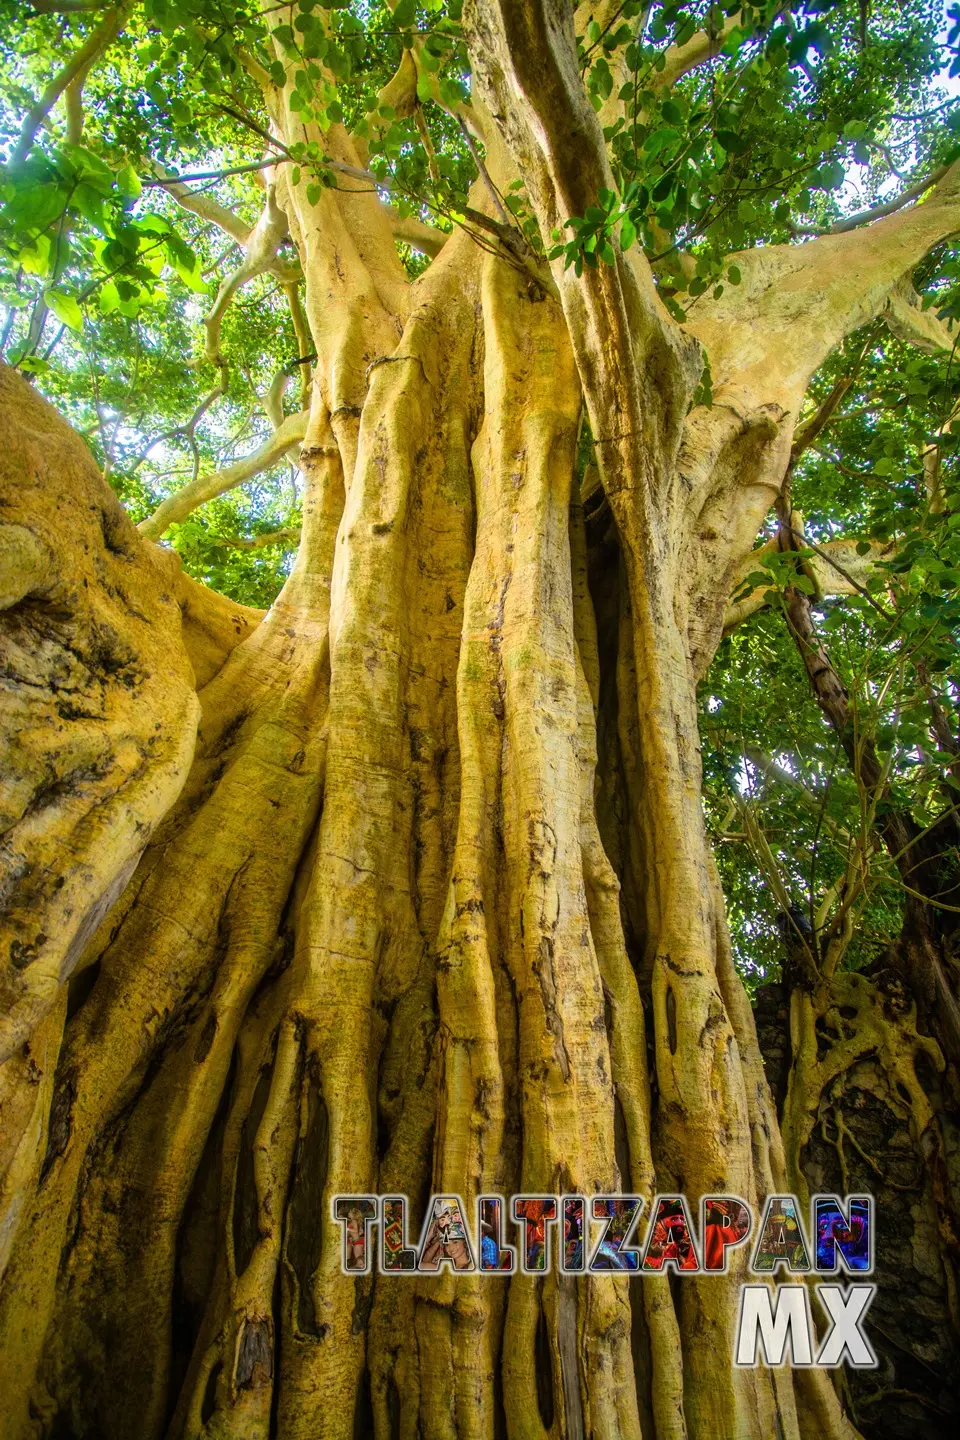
[641,1196,700,1272]
[814,1196,872,1273]
[381,1195,417,1272]
[511,1197,558,1273]
[333,1196,378,1274]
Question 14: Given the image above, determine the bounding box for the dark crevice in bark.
[410,1119,436,1241]
[201,1362,221,1426]
[614,1090,631,1191]
[629,1274,656,1440]
[665,984,678,1056]
[285,1054,329,1336]
[753,981,791,1119]
[169,1045,236,1428]
[352,1367,375,1438]
[208,707,252,760]
[40,1069,76,1181]
[387,1373,402,1440]
[351,1274,374,1336]
[193,1009,218,1064]
[534,1281,554,1431]
[233,1056,275,1278]
[65,958,100,1022]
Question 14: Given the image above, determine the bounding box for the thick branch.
[656,10,747,90]
[12,3,129,165]
[791,164,950,237]
[386,207,449,257]
[150,163,253,246]
[688,160,960,422]
[203,182,295,363]
[155,165,299,367]
[883,276,957,353]
[137,408,308,539]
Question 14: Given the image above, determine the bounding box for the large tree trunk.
[0,270,837,1440]
[4,4,960,1437]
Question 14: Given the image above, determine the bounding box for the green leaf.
[116,165,142,200]
[644,126,680,155]
[46,289,83,332]
[18,234,51,275]
[135,212,171,235]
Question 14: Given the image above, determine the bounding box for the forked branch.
[138,407,308,539]
[12,2,131,164]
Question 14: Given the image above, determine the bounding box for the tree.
[1,1,959,1437]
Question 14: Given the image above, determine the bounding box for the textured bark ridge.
[3,3,960,1438]
[0,367,201,1065]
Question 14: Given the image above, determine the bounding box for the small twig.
[142,158,290,187]
[783,523,896,622]
[456,114,512,229]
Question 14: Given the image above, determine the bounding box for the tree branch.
[283,282,313,405]
[216,526,300,551]
[791,375,856,460]
[12,2,130,165]
[386,207,449,257]
[137,408,308,539]
[688,159,960,424]
[144,158,290,190]
[790,164,950,237]
[203,175,298,365]
[149,163,253,246]
[723,531,896,632]
[882,276,957,354]
[656,9,748,91]
[923,397,960,514]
